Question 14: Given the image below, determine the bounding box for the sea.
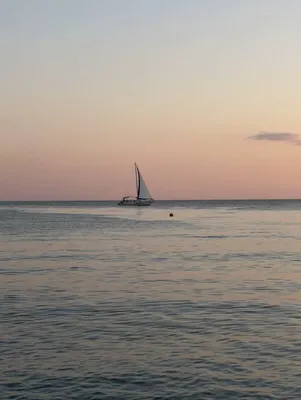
[1,200,301,400]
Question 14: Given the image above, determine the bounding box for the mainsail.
[135,163,152,199]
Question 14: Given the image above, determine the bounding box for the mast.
[135,163,140,199]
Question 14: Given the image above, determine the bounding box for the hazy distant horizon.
[1,197,301,203]
[2,0,301,200]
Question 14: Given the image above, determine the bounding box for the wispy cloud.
[247,131,301,146]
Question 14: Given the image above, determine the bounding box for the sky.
[1,0,301,200]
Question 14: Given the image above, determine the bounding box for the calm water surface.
[1,200,301,399]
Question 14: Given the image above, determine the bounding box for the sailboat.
[118,163,154,206]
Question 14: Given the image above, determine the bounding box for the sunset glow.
[1,0,301,200]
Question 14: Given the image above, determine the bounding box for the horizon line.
[1,198,301,202]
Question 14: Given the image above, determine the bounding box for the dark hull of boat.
[118,198,154,206]
[118,202,153,206]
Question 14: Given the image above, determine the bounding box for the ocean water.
[1,200,301,400]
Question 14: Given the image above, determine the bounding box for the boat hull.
[118,198,154,206]
[118,203,151,206]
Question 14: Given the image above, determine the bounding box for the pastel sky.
[1,0,301,200]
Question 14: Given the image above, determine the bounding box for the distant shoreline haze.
[1,199,301,203]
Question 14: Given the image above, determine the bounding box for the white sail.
[135,164,152,199]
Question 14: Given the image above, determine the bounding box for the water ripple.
[1,203,301,399]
